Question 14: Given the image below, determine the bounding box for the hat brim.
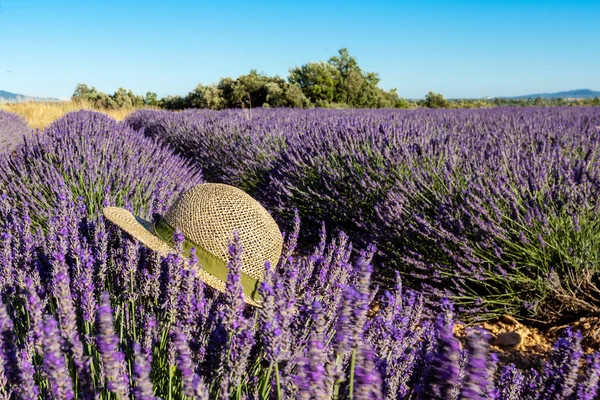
[103,207,261,307]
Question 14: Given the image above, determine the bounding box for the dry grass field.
[0,100,145,129]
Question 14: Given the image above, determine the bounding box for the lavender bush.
[124,107,600,324]
[124,109,286,193]
[0,190,598,399]
[0,110,203,228]
[0,110,33,153]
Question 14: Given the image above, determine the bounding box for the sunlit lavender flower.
[0,110,32,153]
[281,208,301,260]
[52,269,94,397]
[459,328,493,400]
[140,313,157,366]
[23,277,44,354]
[132,342,157,400]
[417,307,461,400]
[97,292,130,398]
[42,316,75,400]
[540,327,583,399]
[0,300,19,396]
[353,341,384,400]
[576,353,600,400]
[497,364,524,400]
[172,330,197,397]
[18,348,40,400]
[294,301,330,399]
[161,249,184,322]
[218,231,246,331]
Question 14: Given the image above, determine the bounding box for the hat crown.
[163,183,282,281]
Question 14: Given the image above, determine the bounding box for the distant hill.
[508,89,600,99]
[0,90,62,103]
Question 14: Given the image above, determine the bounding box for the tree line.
[72,48,600,110]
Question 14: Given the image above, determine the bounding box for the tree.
[72,83,97,101]
[289,48,403,109]
[71,83,145,109]
[288,62,337,105]
[209,70,310,109]
[144,92,159,106]
[424,91,448,108]
[283,84,312,108]
[159,95,188,110]
[187,84,226,110]
[108,88,144,109]
[71,84,116,109]
[231,70,266,108]
[396,97,411,109]
[328,48,362,105]
[217,78,236,108]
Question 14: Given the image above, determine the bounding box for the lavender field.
[0,107,599,399]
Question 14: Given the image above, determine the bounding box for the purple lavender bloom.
[539,327,583,400]
[346,256,373,349]
[18,348,40,400]
[575,353,600,400]
[416,308,461,400]
[140,313,158,366]
[293,301,330,399]
[97,292,130,398]
[161,250,184,320]
[497,364,524,400]
[459,328,493,400]
[258,261,279,362]
[52,269,94,397]
[193,376,211,400]
[42,315,75,400]
[281,208,301,261]
[78,244,98,325]
[132,342,157,400]
[353,341,384,400]
[334,285,354,357]
[0,300,19,396]
[222,230,246,317]
[177,262,198,337]
[172,330,197,397]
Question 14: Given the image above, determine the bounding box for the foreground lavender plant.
[0,196,599,398]
[42,316,75,400]
[97,293,129,398]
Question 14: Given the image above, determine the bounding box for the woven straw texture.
[103,183,283,307]
[164,183,283,281]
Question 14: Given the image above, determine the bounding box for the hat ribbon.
[152,216,262,302]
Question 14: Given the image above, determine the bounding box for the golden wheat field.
[0,100,145,129]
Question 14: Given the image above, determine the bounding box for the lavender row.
[0,189,598,399]
[124,107,600,323]
[0,110,203,228]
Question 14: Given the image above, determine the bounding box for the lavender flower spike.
[97,292,130,398]
[42,316,75,400]
[132,342,157,400]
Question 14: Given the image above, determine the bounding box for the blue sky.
[0,0,598,100]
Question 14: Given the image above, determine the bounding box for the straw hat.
[103,183,283,307]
